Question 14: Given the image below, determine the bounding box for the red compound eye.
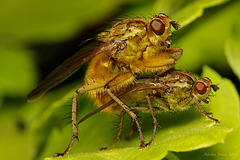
[195,82,207,95]
[150,19,165,35]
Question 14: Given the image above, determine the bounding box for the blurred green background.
[0,0,239,160]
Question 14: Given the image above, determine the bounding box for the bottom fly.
[75,69,219,152]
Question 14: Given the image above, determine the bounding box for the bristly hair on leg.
[63,111,73,127]
[76,93,96,117]
[57,98,73,127]
[110,111,125,141]
[155,114,162,128]
[62,94,96,127]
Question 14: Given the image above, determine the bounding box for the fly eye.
[150,19,165,35]
[195,82,207,95]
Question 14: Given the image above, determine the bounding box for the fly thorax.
[162,81,193,108]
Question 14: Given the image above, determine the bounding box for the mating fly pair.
[27,13,218,156]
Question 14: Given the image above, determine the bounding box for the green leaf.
[0,43,37,97]
[175,0,240,72]
[224,23,240,80]
[0,108,33,160]
[175,66,240,160]
[154,0,229,27]
[164,152,180,160]
[0,0,129,43]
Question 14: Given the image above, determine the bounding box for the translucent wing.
[27,41,114,101]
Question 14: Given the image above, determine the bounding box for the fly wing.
[27,41,114,101]
[77,82,166,124]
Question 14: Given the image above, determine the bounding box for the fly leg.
[145,94,159,147]
[192,96,219,123]
[55,86,86,157]
[105,87,146,148]
[100,110,125,151]
[105,73,146,149]
[126,114,137,140]
[131,48,183,75]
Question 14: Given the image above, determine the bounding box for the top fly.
[27,13,182,101]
